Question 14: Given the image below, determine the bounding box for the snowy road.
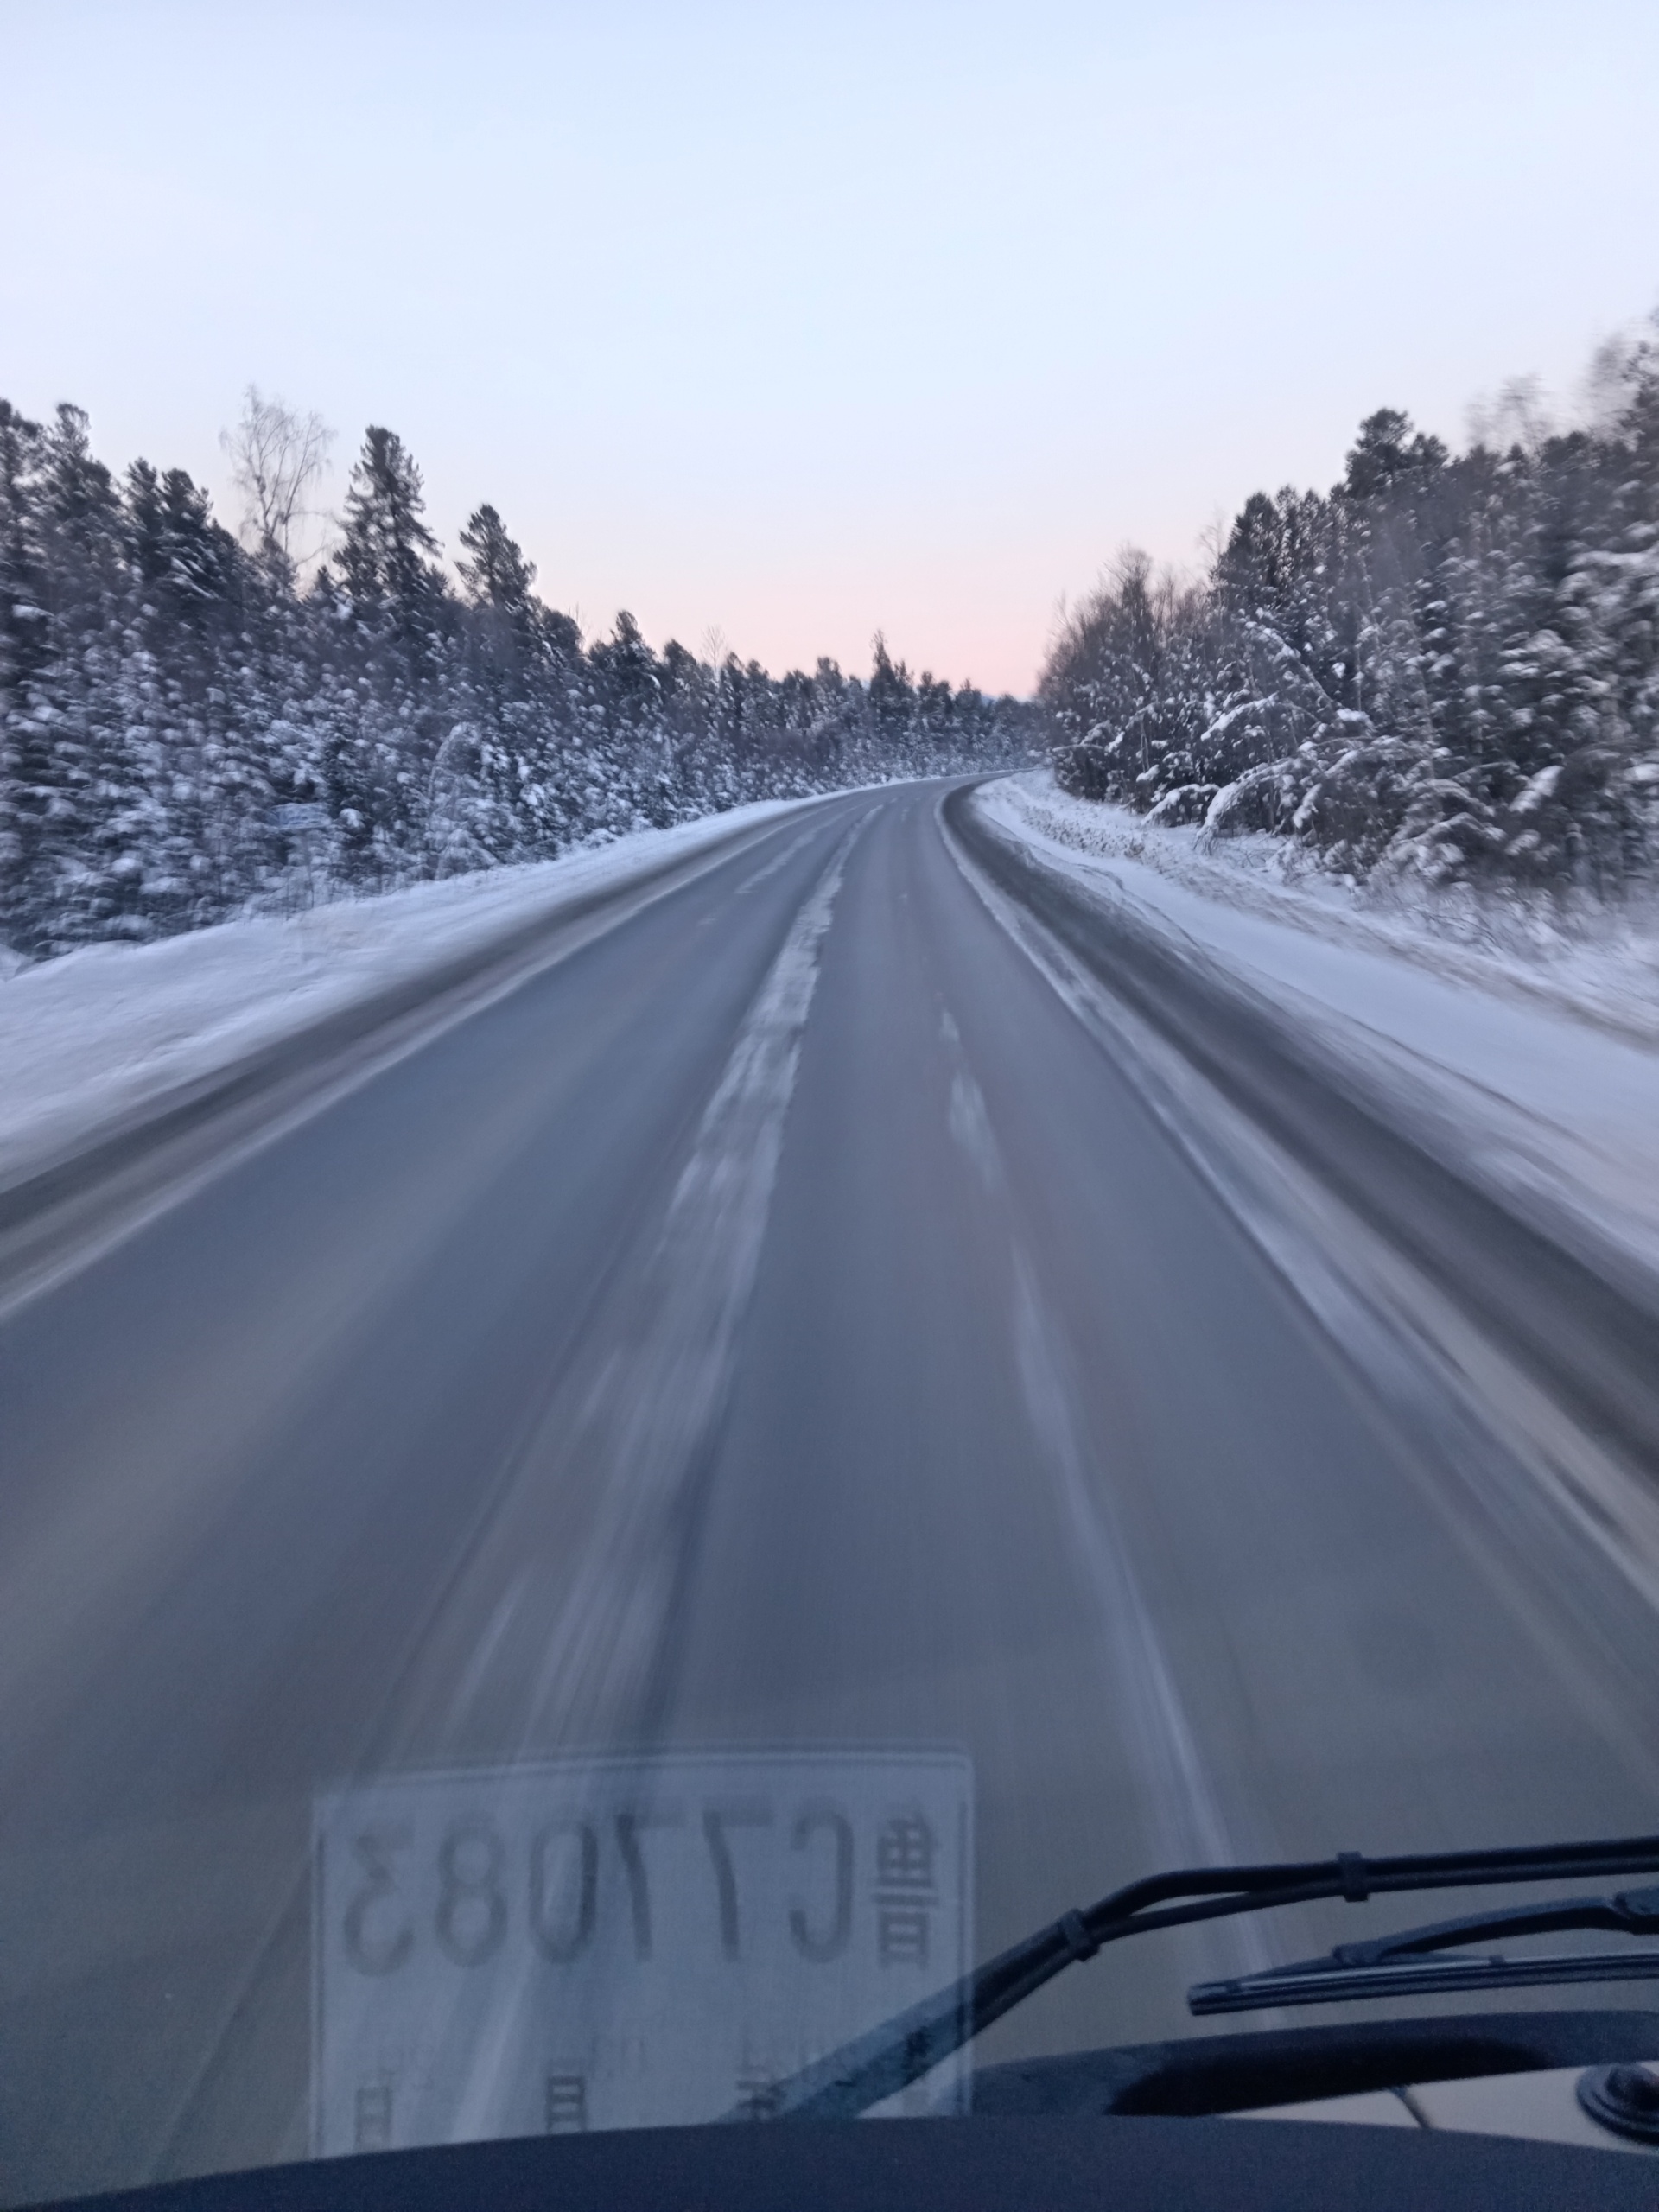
[5,780,1659,2198]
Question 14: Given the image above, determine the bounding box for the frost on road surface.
[485,826,862,1748]
[979,771,1659,1281]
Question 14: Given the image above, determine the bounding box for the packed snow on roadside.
[0,800,809,1191]
[977,770,1659,1278]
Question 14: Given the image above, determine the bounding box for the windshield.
[9,770,1659,2192]
[7,7,1659,2204]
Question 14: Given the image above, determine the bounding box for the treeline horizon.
[0,396,1033,961]
[1041,323,1659,899]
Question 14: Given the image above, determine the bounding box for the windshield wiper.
[750,1832,1659,2120]
[1190,1880,1659,2012]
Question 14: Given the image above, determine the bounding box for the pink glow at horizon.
[4,0,1658,696]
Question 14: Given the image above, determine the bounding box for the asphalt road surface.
[5,781,1659,2199]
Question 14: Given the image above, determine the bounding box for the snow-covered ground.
[0,801,809,1192]
[978,771,1659,1280]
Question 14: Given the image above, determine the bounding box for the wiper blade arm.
[1191,1947,1659,2012]
[1189,1879,1659,2014]
[747,1834,1659,2121]
[1331,1882,1659,1967]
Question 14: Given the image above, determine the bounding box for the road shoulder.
[0,800,826,1313]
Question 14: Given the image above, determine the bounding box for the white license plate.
[313,1748,975,2152]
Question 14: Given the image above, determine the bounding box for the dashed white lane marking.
[947,1062,1002,1196]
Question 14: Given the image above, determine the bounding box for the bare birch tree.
[220,385,333,581]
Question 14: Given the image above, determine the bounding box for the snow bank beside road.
[977,772,1659,1277]
[0,801,805,1192]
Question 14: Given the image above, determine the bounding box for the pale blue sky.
[4,0,1657,692]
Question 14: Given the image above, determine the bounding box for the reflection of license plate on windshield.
[313,1749,974,2152]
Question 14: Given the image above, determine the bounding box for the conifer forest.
[1042,329,1659,898]
[10,329,1659,967]
[0,397,1033,960]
